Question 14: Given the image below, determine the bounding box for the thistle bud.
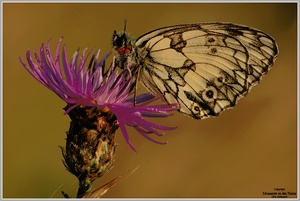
[60,105,118,197]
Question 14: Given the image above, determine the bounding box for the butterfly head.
[112,31,134,55]
[112,30,138,70]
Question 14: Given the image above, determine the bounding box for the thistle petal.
[20,37,179,151]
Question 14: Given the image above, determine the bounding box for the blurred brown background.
[3,3,297,198]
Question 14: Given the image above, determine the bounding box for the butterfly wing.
[135,22,278,119]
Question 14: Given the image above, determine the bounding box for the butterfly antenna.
[123,19,127,32]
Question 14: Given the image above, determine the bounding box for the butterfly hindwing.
[132,22,278,119]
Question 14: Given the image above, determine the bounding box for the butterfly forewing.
[131,22,278,119]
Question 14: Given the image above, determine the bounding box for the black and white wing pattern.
[113,22,279,119]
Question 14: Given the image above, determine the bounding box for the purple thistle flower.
[19,37,178,152]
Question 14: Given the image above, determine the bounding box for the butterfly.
[112,22,279,119]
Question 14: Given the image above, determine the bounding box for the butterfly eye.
[117,47,126,54]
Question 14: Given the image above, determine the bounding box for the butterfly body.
[112,22,278,119]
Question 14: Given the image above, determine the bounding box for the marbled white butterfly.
[112,22,278,119]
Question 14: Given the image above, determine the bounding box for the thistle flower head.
[19,37,178,152]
